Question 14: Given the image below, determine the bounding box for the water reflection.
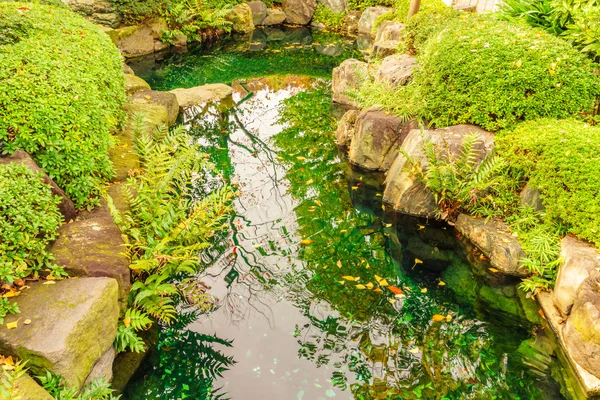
[126,74,564,399]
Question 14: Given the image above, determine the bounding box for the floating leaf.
[431,314,446,322]
[366,282,374,289]
[420,288,428,293]
[379,279,389,287]
[388,299,396,304]
[375,193,382,197]
[374,288,383,293]
[417,225,425,230]
[356,284,366,289]
[342,276,357,281]
[336,260,342,268]
[438,281,446,286]
[383,223,392,228]
[374,275,383,283]
[2,290,19,298]
[306,178,314,185]
[299,239,314,245]
[446,314,453,322]
[351,186,359,190]
[388,286,403,295]
[488,267,499,273]
[339,281,345,285]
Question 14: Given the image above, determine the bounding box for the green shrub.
[414,14,599,131]
[348,0,393,12]
[497,119,600,246]
[313,4,346,29]
[109,0,169,21]
[0,3,126,209]
[0,163,63,322]
[401,1,459,53]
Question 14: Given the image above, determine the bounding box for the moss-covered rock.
[125,74,151,96]
[226,3,254,33]
[130,89,180,126]
[442,262,478,304]
[14,373,53,400]
[0,278,119,389]
[107,19,169,58]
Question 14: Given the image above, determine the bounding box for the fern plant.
[0,359,26,400]
[37,371,120,400]
[161,0,233,44]
[411,133,509,220]
[108,116,234,351]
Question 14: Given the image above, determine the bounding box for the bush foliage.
[414,14,599,131]
[0,3,126,209]
[497,119,600,246]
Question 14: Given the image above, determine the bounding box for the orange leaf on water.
[299,239,314,245]
[431,314,446,322]
[388,286,403,295]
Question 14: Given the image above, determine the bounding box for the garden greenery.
[109,117,234,351]
[0,164,63,323]
[38,371,120,400]
[0,3,126,209]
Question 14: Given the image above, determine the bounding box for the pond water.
[125,29,568,400]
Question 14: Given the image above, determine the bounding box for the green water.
[125,29,567,400]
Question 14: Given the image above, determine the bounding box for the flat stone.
[248,1,267,25]
[358,6,393,36]
[14,374,53,399]
[110,127,140,182]
[49,217,130,307]
[554,236,600,316]
[262,8,287,25]
[125,74,151,96]
[62,0,121,28]
[335,109,358,148]
[376,54,416,87]
[283,0,316,25]
[539,291,600,397]
[170,84,233,110]
[130,89,180,126]
[348,106,408,171]
[0,278,119,389]
[0,151,76,221]
[84,346,116,386]
[332,58,368,106]
[383,124,494,217]
[455,214,528,277]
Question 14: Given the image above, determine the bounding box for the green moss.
[479,284,521,317]
[0,3,126,209]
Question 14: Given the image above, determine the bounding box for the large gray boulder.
[348,107,408,171]
[318,0,348,13]
[375,54,416,87]
[49,217,131,308]
[383,125,494,217]
[564,279,600,378]
[372,20,404,57]
[283,0,317,25]
[332,58,368,106]
[130,89,180,126]
[107,19,169,58]
[61,0,121,28]
[0,278,119,389]
[554,236,600,316]
[335,109,359,148]
[358,6,393,36]
[455,214,529,277]
[262,8,287,25]
[0,151,76,222]
[248,1,267,25]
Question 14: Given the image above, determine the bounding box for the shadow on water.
[125,30,568,400]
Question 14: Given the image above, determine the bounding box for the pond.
[125,28,568,400]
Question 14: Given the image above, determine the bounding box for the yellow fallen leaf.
[314,200,322,207]
[383,223,392,228]
[501,238,511,243]
[340,229,347,233]
[2,290,19,298]
[375,275,383,282]
[414,258,423,264]
[342,276,357,281]
[431,314,446,322]
[488,267,499,273]
[366,282,374,289]
[46,275,56,280]
[123,316,132,328]
[3,356,14,366]
[356,284,366,289]
[379,279,389,287]
[306,178,314,185]
[6,319,20,329]
[365,263,370,269]
[24,319,31,325]
[374,288,383,293]
[299,239,314,245]
[417,225,425,230]
[446,314,453,322]
[42,281,56,285]
[438,281,446,286]
[339,280,345,285]
[409,347,419,354]
[336,260,342,268]
[388,299,396,304]
[351,186,359,190]
[420,288,428,293]
[382,204,386,211]
[375,193,382,197]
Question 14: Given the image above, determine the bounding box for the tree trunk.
[407,0,421,20]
